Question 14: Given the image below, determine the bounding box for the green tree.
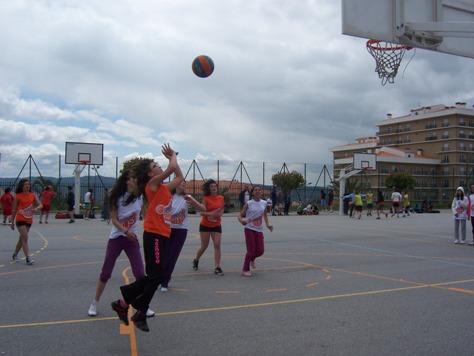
[272,171,305,194]
[385,172,416,191]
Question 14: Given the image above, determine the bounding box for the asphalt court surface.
[1,210,474,355]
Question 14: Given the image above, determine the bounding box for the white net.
[366,40,412,85]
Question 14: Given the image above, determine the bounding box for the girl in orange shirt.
[11,179,42,265]
[192,179,225,276]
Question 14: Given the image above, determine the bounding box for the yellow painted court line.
[2,279,474,330]
[215,291,240,294]
[305,282,319,287]
[120,268,138,356]
[266,288,288,293]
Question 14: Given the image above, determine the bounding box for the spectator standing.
[84,189,93,220]
[271,186,277,216]
[67,186,75,223]
[1,187,14,225]
[320,189,327,212]
[39,186,56,224]
[468,184,474,245]
[328,190,334,213]
[452,186,469,244]
[101,188,110,223]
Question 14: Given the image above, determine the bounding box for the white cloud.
[0,0,473,179]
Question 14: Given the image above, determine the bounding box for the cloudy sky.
[1,0,473,178]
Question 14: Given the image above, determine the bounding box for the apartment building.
[330,102,474,204]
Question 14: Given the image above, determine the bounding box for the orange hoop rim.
[79,160,90,165]
[366,39,413,51]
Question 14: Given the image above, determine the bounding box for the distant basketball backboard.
[342,0,474,59]
[65,142,104,165]
[354,153,376,170]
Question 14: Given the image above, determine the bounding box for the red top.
[41,190,56,205]
[1,192,14,213]
[200,195,224,228]
[143,183,173,237]
[15,192,36,224]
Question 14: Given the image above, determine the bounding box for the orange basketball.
[192,55,214,78]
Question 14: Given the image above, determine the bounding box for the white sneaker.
[460,240,466,245]
[146,309,155,317]
[160,286,168,293]
[88,302,98,317]
[454,240,460,244]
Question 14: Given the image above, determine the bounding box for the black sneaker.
[192,259,199,271]
[26,257,34,265]
[131,311,149,332]
[214,267,224,276]
[12,253,19,262]
[111,300,129,326]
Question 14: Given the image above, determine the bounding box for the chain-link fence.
[0,153,334,213]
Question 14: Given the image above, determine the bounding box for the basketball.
[192,55,214,78]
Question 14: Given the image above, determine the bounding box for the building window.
[380,165,388,174]
[460,130,465,138]
[444,180,449,187]
[404,135,410,143]
[460,118,466,126]
[392,166,398,173]
[442,118,449,127]
[443,155,449,163]
[443,131,449,139]
[443,143,449,151]
[460,154,466,163]
[460,143,466,151]
[405,124,410,132]
[460,166,466,175]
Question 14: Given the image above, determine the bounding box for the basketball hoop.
[366,40,413,85]
[80,160,90,166]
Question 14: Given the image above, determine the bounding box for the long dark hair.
[108,170,137,210]
[202,179,217,197]
[131,158,154,203]
[15,179,30,194]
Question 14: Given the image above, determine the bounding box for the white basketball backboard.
[353,153,377,170]
[342,0,474,59]
[65,142,104,165]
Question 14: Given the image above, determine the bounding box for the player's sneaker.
[214,267,224,276]
[242,271,252,277]
[131,311,149,332]
[12,253,19,262]
[88,302,98,317]
[454,239,460,244]
[251,260,256,269]
[192,259,199,271]
[111,300,129,326]
[146,309,155,317]
[26,257,34,265]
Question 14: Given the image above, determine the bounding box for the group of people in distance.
[342,188,412,220]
